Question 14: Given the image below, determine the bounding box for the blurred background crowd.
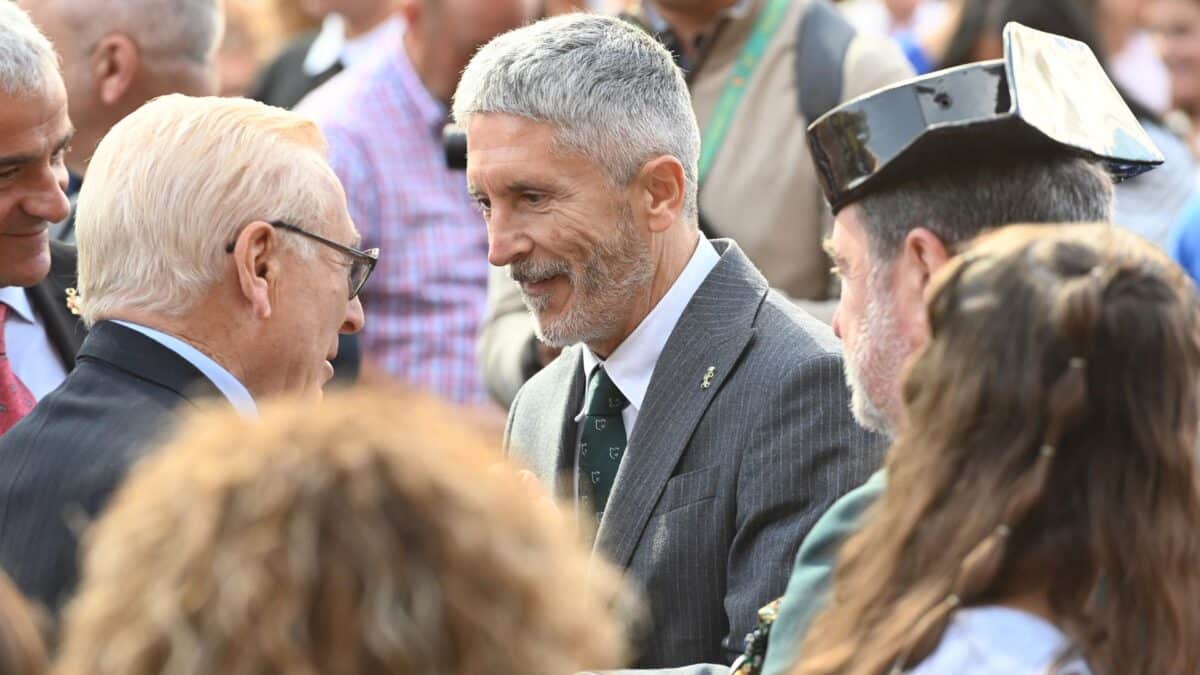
[1,0,1199,673]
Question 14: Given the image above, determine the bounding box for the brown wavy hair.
[54,390,634,675]
[0,568,47,675]
[794,224,1200,675]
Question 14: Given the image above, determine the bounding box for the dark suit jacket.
[26,241,86,370]
[505,240,884,668]
[0,321,225,611]
[249,32,343,110]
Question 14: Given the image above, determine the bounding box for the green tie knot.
[586,367,628,415]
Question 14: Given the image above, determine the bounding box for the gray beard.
[511,211,653,349]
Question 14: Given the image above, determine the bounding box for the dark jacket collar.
[76,321,223,403]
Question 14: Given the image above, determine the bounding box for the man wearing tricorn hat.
[595,22,1164,675]
[756,22,1162,675]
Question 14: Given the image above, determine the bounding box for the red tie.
[0,303,36,435]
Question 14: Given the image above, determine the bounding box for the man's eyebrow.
[53,130,74,155]
[0,130,75,169]
[503,180,553,194]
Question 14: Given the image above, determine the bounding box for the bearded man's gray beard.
[842,271,910,436]
[511,210,654,349]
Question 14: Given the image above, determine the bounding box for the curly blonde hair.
[55,391,634,675]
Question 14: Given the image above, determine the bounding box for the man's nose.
[487,211,532,267]
[23,166,71,225]
[341,296,366,334]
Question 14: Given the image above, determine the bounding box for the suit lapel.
[594,240,768,566]
[26,242,85,370]
[521,347,586,498]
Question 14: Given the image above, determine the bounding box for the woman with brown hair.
[54,391,634,675]
[794,225,1200,675]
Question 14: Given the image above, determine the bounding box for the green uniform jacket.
[760,470,886,675]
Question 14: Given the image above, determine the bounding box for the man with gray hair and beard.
[455,13,881,669]
[755,24,1162,675]
[18,0,223,243]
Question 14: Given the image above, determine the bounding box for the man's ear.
[636,155,686,234]
[231,221,280,320]
[895,227,951,322]
[91,33,139,106]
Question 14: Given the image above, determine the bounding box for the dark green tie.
[579,366,629,523]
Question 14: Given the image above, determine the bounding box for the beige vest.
[678,0,912,299]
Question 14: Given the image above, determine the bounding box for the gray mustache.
[510,260,571,285]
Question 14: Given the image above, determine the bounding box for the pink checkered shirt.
[298,44,489,404]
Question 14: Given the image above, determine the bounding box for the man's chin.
[851,395,892,436]
[0,251,52,288]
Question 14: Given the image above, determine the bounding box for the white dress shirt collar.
[112,320,257,417]
[0,286,35,324]
[303,13,403,76]
[578,236,720,419]
[0,285,68,399]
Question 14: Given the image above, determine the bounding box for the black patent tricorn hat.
[807,22,1164,214]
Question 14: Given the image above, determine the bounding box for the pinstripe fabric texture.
[504,239,884,668]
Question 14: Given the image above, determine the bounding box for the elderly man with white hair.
[0,94,370,612]
[17,0,223,243]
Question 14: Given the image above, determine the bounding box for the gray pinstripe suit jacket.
[504,239,883,669]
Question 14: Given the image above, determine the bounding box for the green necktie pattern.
[579,366,629,523]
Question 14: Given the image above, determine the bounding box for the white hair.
[50,0,222,66]
[76,95,341,326]
[0,2,60,98]
[452,13,700,221]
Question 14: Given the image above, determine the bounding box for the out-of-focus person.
[459,13,884,668]
[794,225,1200,675]
[0,2,83,430]
[839,0,955,73]
[1147,0,1200,154]
[0,95,369,612]
[55,390,633,675]
[840,0,949,37]
[1097,0,1172,113]
[218,0,283,97]
[478,0,915,409]
[937,0,1195,248]
[297,0,536,406]
[250,0,400,110]
[17,0,223,245]
[268,0,324,37]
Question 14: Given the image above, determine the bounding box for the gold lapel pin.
[65,288,82,316]
[701,366,715,389]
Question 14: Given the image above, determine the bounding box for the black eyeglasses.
[225,220,379,299]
